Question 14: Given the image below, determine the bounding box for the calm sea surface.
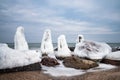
[7,43,120,50]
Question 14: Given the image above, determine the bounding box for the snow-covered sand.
[42,62,85,77]
[0,43,41,69]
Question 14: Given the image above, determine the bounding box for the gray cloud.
[0,0,120,43]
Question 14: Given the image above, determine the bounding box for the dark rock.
[82,57,102,62]
[54,47,75,51]
[0,62,41,73]
[41,56,60,67]
[63,56,98,70]
[56,56,71,60]
[101,59,120,66]
[56,56,65,60]
[54,48,58,51]
[69,47,75,51]
[42,53,48,57]
[112,47,120,52]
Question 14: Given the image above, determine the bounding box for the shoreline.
[0,66,120,80]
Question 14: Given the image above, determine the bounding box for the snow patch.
[42,61,85,77]
[42,61,116,77]
[88,63,116,72]
[42,53,116,77]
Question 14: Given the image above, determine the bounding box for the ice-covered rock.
[101,51,120,66]
[55,35,71,58]
[63,56,98,70]
[41,56,59,67]
[0,43,41,69]
[105,51,120,60]
[14,26,29,50]
[112,47,120,52]
[0,62,41,73]
[74,35,111,60]
[41,29,54,55]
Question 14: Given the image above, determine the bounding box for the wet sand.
[0,67,120,80]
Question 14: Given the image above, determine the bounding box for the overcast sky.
[0,0,120,43]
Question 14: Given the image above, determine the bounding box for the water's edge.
[7,43,120,50]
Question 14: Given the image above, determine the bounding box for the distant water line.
[7,43,120,50]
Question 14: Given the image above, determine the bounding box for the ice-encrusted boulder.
[41,29,54,55]
[0,43,41,69]
[56,35,71,60]
[41,56,59,67]
[101,51,120,65]
[14,26,29,50]
[63,56,98,70]
[74,35,111,60]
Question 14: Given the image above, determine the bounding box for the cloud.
[47,0,98,12]
[0,0,120,42]
[0,2,118,35]
[47,0,120,22]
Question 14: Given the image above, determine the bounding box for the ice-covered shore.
[0,27,119,77]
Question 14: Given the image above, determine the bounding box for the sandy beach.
[0,66,120,80]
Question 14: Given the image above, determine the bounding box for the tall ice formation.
[74,35,111,60]
[41,29,54,54]
[56,35,71,57]
[14,26,29,50]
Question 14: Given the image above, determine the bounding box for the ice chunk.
[0,43,41,69]
[74,35,111,60]
[41,29,54,54]
[105,51,120,60]
[56,35,71,57]
[14,26,29,50]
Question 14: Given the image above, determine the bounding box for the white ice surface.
[42,53,116,77]
[105,51,120,60]
[42,61,85,77]
[56,35,71,57]
[74,40,111,60]
[41,29,54,54]
[14,26,29,50]
[0,43,41,69]
[88,63,116,72]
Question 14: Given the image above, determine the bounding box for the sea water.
[7,43,120,50]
